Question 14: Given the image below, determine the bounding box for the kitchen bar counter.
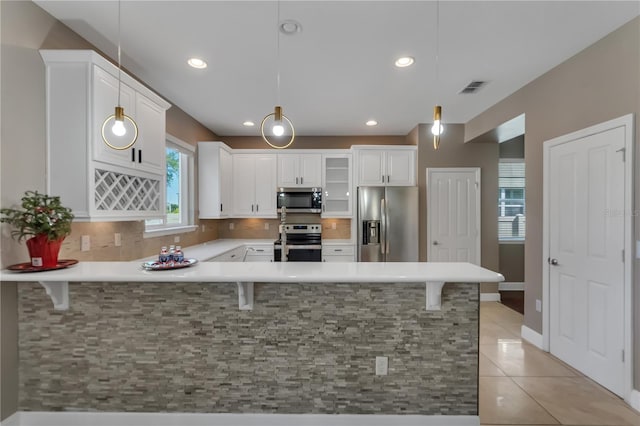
[1,261,503,312]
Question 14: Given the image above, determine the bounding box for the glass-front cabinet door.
[322,154,352,217]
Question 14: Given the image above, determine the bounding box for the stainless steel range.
[274,224,322,262]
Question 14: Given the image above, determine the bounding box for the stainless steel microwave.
[277,188,322,213]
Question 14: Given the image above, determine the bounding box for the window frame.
[144,134,197,238]
[498,158,526,243]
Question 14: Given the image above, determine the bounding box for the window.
[144,135,196,236]
[498,160,525,241]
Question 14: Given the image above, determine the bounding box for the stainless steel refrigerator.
[357,186,418,262]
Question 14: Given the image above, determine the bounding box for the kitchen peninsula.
[2,261,503,425]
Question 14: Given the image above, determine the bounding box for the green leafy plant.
[0,191,74,242]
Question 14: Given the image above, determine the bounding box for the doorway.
[426,168,481,264]
[543,114,633,400]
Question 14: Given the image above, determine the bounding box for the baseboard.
[0,412,19,426]
[521,325,544,349]
[498,282,524,291]
[7,412,481,426]
[480,292,501,302]
[629,389,640,413]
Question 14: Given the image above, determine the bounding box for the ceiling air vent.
[459,80,487,94]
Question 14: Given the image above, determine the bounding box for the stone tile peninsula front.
[3,261,503,425]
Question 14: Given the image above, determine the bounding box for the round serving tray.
[7,259,79,273]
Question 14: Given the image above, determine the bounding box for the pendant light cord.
[117,0,122,107]
[435,0,439,87]
[276,0,281,106]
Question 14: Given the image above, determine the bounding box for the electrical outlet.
[264,222,269,230]
[81,235,90,252]
[114,233,121,247]
[332,222,337,230]
[229,222,235,230]
[375,356,388,376]
[174,236,180,243]
[536,299,542,312]
[201,224,206,232]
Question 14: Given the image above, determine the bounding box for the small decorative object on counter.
[159,246,169,263]
[174,246,184,263]
[168,245,176,262]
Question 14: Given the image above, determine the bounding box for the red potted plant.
[1,191,74,268]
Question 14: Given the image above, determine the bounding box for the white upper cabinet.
[198,142,233,218]
[277,153,322,187]
[40,50,171,221]
[232,154,277,218]
[321,153,353,217]
[355,146,417,186]
[91,65,167,175]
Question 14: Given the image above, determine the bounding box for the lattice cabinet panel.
[94,169,161,212]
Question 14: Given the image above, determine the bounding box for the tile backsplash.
[53,217,350,262]
[216,217,351,240]
[58,219,219,261]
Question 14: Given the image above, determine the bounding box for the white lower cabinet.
[208,246,245,262]
[322,244,355,262]
[208,244,274,262]
[244,244,274,262]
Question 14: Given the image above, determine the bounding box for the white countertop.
[138,239,355,262]
[145,239,274,262]
[0,261,503,284]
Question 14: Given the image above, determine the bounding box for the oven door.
[274,244,322,262]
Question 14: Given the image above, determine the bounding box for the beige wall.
[499,244,525,283]
[221,135,413,149]
[0,0,222,266]
[465,17,640,387]
[416,124,500,293]
[0,0,218,419]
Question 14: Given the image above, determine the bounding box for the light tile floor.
[479,301,640,426]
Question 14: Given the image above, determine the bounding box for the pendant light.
[260,1,295,149]
[431,0,443,150]
[101,0,138,151]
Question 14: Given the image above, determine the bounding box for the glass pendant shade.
[261,105,295,149]
[432,105,443,150]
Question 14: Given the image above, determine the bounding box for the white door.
[426,168,481,264]
[547,125,626,396]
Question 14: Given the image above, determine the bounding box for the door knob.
[433,241,439,245]
[549,258,559,266]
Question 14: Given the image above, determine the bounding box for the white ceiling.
[34,1,640,137]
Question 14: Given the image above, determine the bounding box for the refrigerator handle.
[380,198,386,254]
[386,199,390,254]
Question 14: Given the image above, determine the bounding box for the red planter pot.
[26,234,64,268]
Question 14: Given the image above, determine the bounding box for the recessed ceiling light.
[187,58,207,69]
[366,120,378,126]
[243,121,255,127]
[395,56,414,68]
